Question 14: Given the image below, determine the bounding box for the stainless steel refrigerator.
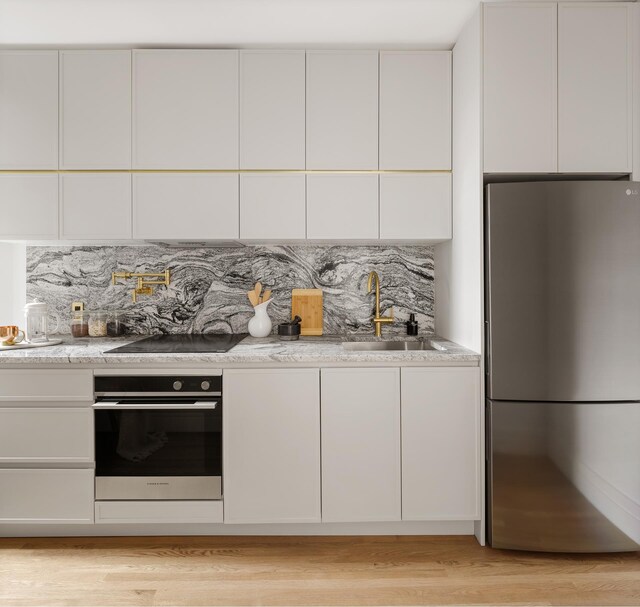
[486,181,640,553]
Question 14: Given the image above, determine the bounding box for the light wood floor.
[0,536,639,606]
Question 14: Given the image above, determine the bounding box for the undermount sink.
[342,339,446,352]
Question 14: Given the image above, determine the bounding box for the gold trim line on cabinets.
[0,169,452,175]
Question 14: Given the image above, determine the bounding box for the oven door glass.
[95,400,221,480]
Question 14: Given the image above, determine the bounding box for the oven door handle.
[92,401,218,410]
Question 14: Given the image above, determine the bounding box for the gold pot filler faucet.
[367,271,394,337]
[112,270,171,303]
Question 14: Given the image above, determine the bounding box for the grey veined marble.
[26,245,435,335]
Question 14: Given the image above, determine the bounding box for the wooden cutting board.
[291,289,323,336]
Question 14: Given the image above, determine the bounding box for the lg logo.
[626,189,638,196]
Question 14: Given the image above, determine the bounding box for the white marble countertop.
[0,334,480,366]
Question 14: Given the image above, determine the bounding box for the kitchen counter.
[0,335,479,366]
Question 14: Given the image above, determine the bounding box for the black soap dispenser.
[406,313,418,336]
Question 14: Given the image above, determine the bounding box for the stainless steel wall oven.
[93,373,222,500]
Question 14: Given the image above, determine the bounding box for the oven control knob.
[201,380,211,391]
[173,380,183,391]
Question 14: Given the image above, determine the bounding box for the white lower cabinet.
[240,174,306,240]
[321,368,401,522]
[60,173,132,240]
[133,173,239,240]
[379,173,451,241]
[0,174,58,240]
[401,367,481,520]
[0,469,94,524]
[223,369,321,524]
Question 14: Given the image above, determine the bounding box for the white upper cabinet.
[0,51,58,169]
[321,368,401,523]
[558,3,632,173]
[60,174,132,240]
[483,3,558,173]
[60,51,131,169]
[133,50,238,169]
[133,174,239,240]
[306,51,378,169]
[0,175,58,240]
[306,174,378,240]
[401,367,481,521]
[240,51,305,169]
[379,51,452,170]
[380,173,451,241]
[240,174,306,240]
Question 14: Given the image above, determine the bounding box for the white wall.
[436,7,485,545]
[0,243,26,326]
[435,8,483,354]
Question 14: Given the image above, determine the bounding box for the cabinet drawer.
[0,408,93,464]
[0,469,94,524]
[0,370,92,402]
[95,500,223,524]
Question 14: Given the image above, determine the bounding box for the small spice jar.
[88,311,108,337]
[71,312,89,338]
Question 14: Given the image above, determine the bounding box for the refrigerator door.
[486,181,640,402]
[488,400,640,552]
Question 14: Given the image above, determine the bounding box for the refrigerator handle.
[484,320,491,376]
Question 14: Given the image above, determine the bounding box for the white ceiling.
[0,0,633,49]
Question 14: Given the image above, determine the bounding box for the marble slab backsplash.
[26,245,435,336]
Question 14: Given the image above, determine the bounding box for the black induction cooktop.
[105,333,248,354]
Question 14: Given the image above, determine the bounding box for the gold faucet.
[112,270,171,303]
[367,271,394,337]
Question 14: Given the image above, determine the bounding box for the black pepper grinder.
[406,313,419,336]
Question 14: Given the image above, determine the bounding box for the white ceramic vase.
[248,299,273,338]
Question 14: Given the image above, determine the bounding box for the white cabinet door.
[133,174,239,240]
[306,51,378,169]
[401,367,481,521]
[483,4,558,173]
[60,50,131,169]
[558,3,632,172]
[60,173,132,240]
[240,174,305,240]
[379,51,451,170]
[0,408,93,464]
[0,469,93,524]
[306,174,378,240]
[380,173,451,241]
[223,369,321,524]
[133,50,238,169]
[321,368,401,523]
[240,51,305,169]
[0,175,58,240]
[0,51,58,169]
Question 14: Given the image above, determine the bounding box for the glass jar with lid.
[107,310,127,337]
[88,311,108,337]
[71,311,89,338]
